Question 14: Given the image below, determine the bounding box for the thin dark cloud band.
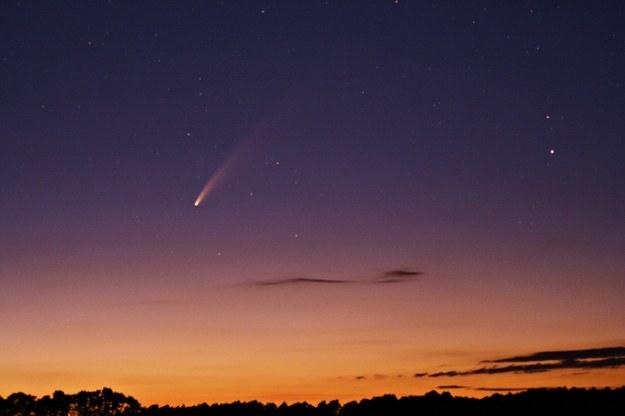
[249,277,349,286]
[416,347,625,378]
[250,269,424,286]
[482,347,625,363]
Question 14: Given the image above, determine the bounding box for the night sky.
[1,0,624,406]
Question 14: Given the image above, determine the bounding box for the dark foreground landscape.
[2,387,624,416]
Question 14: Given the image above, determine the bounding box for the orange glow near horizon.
[1,259,624,405]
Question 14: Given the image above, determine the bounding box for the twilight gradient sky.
[1,0,624,406]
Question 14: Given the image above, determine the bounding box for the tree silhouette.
[3,392,37,416]
[1,387,624,415]
[315,400,340,416]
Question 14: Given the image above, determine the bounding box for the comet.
[194,142,248,207]
[194,106,291,206]
[193,166,228,206]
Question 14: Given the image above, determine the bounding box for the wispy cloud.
[250,269,424,286]
[437,385,465,390]
[249,277,349,286]
[417,347,625,378]
[482,347,625,363]
[350,373,399,381]
[474,387,530,392]
[429,357,625,377]
[374,270,423,284]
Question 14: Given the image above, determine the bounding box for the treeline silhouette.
[1,387,624,416]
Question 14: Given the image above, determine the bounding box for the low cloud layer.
[418,347,625,378]
[482,347,625,363]
[474,387,530,392]
[439,386,530,392]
